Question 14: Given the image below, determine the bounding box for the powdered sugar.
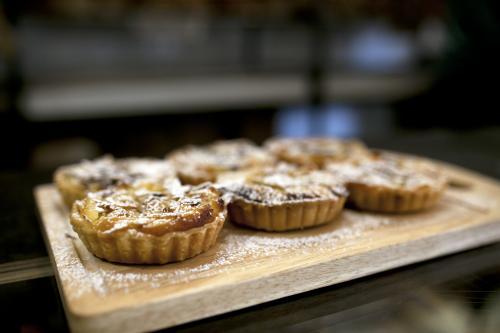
[65,209,392,298]
[218,165,348,205]
[326,154,447,190]
[168,139,275,173]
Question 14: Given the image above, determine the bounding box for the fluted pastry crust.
[70,184,226,264]
[54,156,176,207]
[327,154,447,213]
[167,139,275,185]
[264,137,371,168]
[220,165,347,231]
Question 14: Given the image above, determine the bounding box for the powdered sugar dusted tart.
[70,182,226,264]
[54,156,177,207]
[167,139,275,185]
[219,164,347,231]
[264,137,371,168]
[327,154,447,213]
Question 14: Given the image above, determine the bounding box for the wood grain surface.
[35,159,500,333]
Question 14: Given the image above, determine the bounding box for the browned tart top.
[326,154,447,191]
[264,137,371,168]
[167,139,275,181]
[72,183,225,236]
[219,164,348,205]
[56,156,177,191]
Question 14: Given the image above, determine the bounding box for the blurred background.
[0,0,499,173]
[1,1,500,331]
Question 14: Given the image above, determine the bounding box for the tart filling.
[54,156,177,206]
[264,137,371,168]
[220,165,347,231]
[70,184,226,264]
[167,139,275,185]
[327,154,447,213]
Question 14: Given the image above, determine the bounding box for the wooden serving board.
[35,159,500,333]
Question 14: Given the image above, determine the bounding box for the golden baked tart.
[167,139,275,185]
[219,164,347,231]
[327,154,447,213]
[70,183,226,264]
[54,156,177,207]
[264,137,371,168]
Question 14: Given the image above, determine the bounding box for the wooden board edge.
[34,184,77,331]
[35,184,102,332]
[65,216,500,333]
[34,153,500,333]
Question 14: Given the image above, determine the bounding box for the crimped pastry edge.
[346,183,446,213]
[228,197,346,231]
[70,209,226,264]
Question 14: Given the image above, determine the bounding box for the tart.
[54,156,177,207]
[167,139,275,185]
[70,183,226,264]
[219,164,347,231]
[264,137,371,168]
[327,154,447,213]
